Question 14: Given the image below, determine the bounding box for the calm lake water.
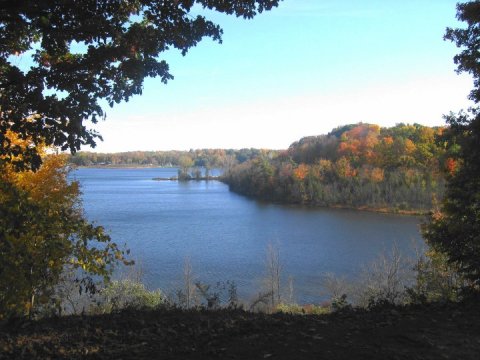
[73,167,424,303]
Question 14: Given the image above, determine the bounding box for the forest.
[68,148,275,169]
[222,123,455,213]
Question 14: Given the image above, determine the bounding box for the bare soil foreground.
[1,299,479,360]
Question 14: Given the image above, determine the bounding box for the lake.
[72,167,424,304]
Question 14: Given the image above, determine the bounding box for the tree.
[178,154,194,180]
[182,256,196,309]
[265,243,281,309]
[423,1,480,287]
[0,0,281,170]
[0,136,131,318]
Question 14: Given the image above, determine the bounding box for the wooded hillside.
[223,123,454,213]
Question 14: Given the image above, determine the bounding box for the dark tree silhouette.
[0,0,281,170]
[423,1,480,287]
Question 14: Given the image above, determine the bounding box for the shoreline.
[328,204,427,216]
[222,188,428,216]
[152,176,221,181]
[73,166,427,216]
[71,164,176,169]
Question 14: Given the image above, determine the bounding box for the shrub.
[407,248,464,303]
[275,303,330,315]
[98,280,165,313]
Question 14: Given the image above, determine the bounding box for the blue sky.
[90,0,472,151]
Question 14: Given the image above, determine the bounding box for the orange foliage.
[404,139,416,154]
[1,132,78,211]
[365,132,379,148]
[338,141,349,153]
[445,157,458,175]
[15,154,78,204]
[338,139,361,156]
[293,164,309,180]
[383,136,394,145]
[436,127,446,136]
[337,124,380,161]
[1,131,45,180]
[1,131,45,166]
[370,167,384,182]
[364,149,376,161]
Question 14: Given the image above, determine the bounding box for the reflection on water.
[73,167,423,303]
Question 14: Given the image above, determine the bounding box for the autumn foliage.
[223,123,453,212]
[0,134,131,319]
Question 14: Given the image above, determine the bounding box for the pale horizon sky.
[88,0,473,153]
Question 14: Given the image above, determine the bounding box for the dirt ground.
[1,299,479,359]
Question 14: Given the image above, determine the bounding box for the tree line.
[223,123,454,213]
[68,148,276,169]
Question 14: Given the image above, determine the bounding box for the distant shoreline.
[72,164,177,169]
